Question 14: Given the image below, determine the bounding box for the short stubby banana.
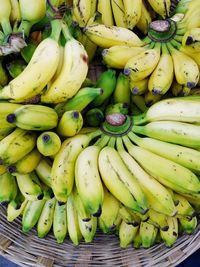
[84,24,143,48]
[75,146,104,216]
[41,38,88,104]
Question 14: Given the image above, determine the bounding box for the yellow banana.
[97,0,114,26]
[140,221,158,248]
[147,0,171,18]
[160,216,178,247]
[0,172,17,204]
[130,78,148,95]
[111,0,127,28]
[123,0,142,29]
[119,220,139,248]
[10,0,21,23]
[35,158,52,188]
[136,0,152,34]
[37,131,61,157]
[0,102,22,128]
[73,0,91,27]
[53,201,68,243]
[78,215,97,243]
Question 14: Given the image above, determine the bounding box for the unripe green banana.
[67,194,82,246]
[92,69,117,107]
[7,190,28,222]
[85,108,104,127]
[78,215,97,243]
[174,193,196,219]
[15,171,44,201]
[133,230,142,249]
[119,220,139,248]
[75,145,104,216]
[122,135,200,195]
[113,72,130,104]
[7,105,58,131]
[22,198,46,233]
[119,205,140,226]
[98,187,120,234]
[54,87,103,117]
[6,60,26,79]
[178,216,197,234]
[57,111,83,137]
[37,131,61,157]
[0,172,18,204]
[7,148,41,175]
[35,158,52,187]
[53,201,68,244]
[140,221,158,248]
[0,128,37,165]
[133,121,200,149]
[37,196,56,238]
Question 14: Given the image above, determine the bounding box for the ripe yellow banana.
[97,0,114,26]
[10,0,21,23]
[111,0,127,28]
[140,221,158,248]
[0,19,62,102]
[160,216,178,247]
[147,0,171,18]
[119,220,139,248]
[130,78,148,95]
[123,0,142,29]
[53,201,68,244]
[0,0,12,35]
[73,0,91,27]
[84,24,143,48]
[35,158,52,188]
[78,215,97,243]
[136,0,152,34]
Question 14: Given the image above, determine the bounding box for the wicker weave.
[1,59,200,267]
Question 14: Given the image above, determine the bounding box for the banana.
[51,132,100,203]
[7,148,41,175]
[124,43,161,82]
[0,102,22,128]
[128,132,200,174]
[102,46,146,69]
[144,91,162,107]
[36,131,61,157]
[111,0,127,28]
[73,188,91,221]
[119,220,139,248]
[7,191,28,222]
[173,193,196,220]
[119,205,140,225]
[90,0,97,17]
[97,0,114,26]
[41,24,88,104]
[140,221,158,248]
[133,230,142,249]
[113,73,130,104]
[37,196,56,238]
[148,43,174,95]
[84,24,143,48]
[35,158,52,188]
[0,172,17,204]
[7,104,58,131]
[122,135,200,195]
[98,146,148,213]
[160,216,178,247]
[92,69,117,107]
[78,215,97,243]
[167,42,199,89]
[133,120,200,149]
[73,0,91,27]
[147,0,171,18]
[22,198,46,233]
[55,87,103,117]
[178,216,197,234]
[133,96,200,125]
[57,111,83,137]
[0,128,36,165]
[75,145,104,216]
[130,78,148,96]
[98,187,119,233]
[147,209,169,231]
[123,0,142,30]
[116,137,176,216]
[67,194,82,246]
[15,171,44,201]
[0,19,62,102]
[131,95,148,112]
[53,201,68,243]
[0,0,12,35]
[85,108,104,127]
[136,0,152,34]
[0,58,8,86]
[10,0,21,23]
[182,28,200,53]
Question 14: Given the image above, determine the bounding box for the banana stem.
[132,113,146,125]
[94,134,110,148]
[50,19,63,42]
[17,20,33,37]
[173,34,183,43]
[1,18,12,35]
[61,22,72,42]
[122,135,134,151]
[107,136,116,148]
[88,129,102,140]
[169,38,182,50]
[127,132,141,146]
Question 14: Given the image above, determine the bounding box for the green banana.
[85,108,104,127]
[113,73,130,104]
[7,104,58,131]
[105,103,129,116]
[140,221,158,248]
[160,217,178,247]
[178,216,197,234]
[0,172,18,204]
[6,60,26,78]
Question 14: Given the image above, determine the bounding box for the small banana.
[10,0,21,23]
[130,78,148,96]
[178,216,197,234]
[147,209,169,231]
[85,108,104,127]
[133,230,142,249]
[37,196,56,238]
[119,205,140,225]
[53,201,68,243]
[0,102,22,129]
[123,0,142,29]
[7,104,58,131]
[105,103,129,116]
[182,28,200,53]
[35,158,52,188]
[57,111,83,137]
[144,91,161,107]
[78,215,97,243]
[0,0,12,35]
[75,146,104,216]
[102,46,146,69]
[84,24,143,48]
[0,128,36,165]
[0,172,17,204]
[173,193,196,219]
[7,191,28,222]
[37,131,61,157]
[140,221,158,248]
[111,0,127,28]
[119,220,139,248]
[160,216,178,247]
[15,171,44,201]
[113,73,130,104]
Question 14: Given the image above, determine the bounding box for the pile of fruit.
[1,0,200,250]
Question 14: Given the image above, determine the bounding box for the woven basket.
[0,59,200,267]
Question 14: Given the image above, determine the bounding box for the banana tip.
[6,113,16,123]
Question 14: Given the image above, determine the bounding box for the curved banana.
[78,215,97,243]
[136,0,152,34]
[113,73,130,104]
[178,216,197,234]
[73,0,91,27]
[147,0,171,18]
[35,157,52,187]
[97,0,114,26]
[75,146,104,216]
[123,0,142,29]
[111,0,127,28]
[130,78,148,95]
[7,191,28,222]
